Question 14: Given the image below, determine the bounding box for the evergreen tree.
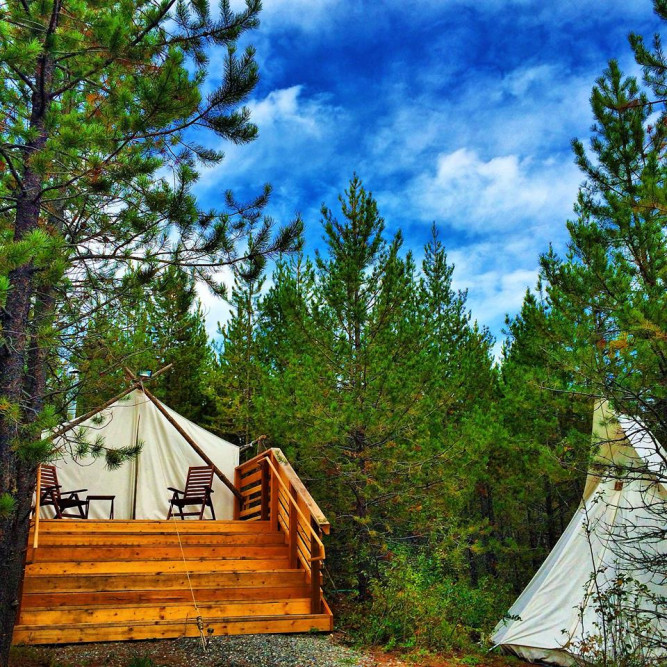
[75,267,214,421]
[497,288,591,589]
[538,4,667,650]
[210,268,265,445]
[0,1,301,657]
[253,177,495,598]
[541,58,666,440]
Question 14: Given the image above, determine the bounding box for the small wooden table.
[86,495,115,519]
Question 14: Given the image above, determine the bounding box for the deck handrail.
[234,448,329,613]
[238,448,330,532]
[33,465,42,549]
[262,456,325,561]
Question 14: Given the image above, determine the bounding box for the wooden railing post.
[33,465,42,550]
[270,457,279,532]
[260,458,270,521]
[233,467,242,520]
[310,517,321,614]
[288,482,298,568]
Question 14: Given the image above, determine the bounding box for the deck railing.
[234,448,330,613]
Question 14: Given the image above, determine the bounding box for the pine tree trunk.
[0,33,57,663]
[544,478,557,549]
[478,481,498,577]
[0,463,36,667]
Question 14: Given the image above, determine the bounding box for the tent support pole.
[131,413,141,520]
[140,385,243,504]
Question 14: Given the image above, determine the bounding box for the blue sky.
[194,0,663,352]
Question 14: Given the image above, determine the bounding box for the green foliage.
[498,288,592,589]
[244,176,498,595]
[210,266,266,444]
[355,548,512,652]
[0,493,16,519]
[127,657,159,667]
[541,56,667,441]
[571,574,663,667]
[74,267,214,423]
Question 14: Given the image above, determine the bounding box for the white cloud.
[197,85,346,186]
[250,86,320,132]
[410,148,580,233]
[195,267,235,341]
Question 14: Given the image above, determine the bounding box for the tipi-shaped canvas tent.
[43,389,239,520]
[492,401,667,665]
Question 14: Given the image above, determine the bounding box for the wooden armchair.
[167,465,216,520]
[38,464,88,519]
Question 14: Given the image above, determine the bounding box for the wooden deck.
[14,450,332,645]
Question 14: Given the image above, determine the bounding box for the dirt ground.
[9,635,527,667]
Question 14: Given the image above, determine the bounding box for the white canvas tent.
[42,389,239,520]
[492,401,667,665]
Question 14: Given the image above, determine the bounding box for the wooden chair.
[38,464,88,519]
[167,465,216,520]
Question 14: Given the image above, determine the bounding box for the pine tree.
[541,58,666,440]
[210,268,265,445]
[74,267,214,421]
[538,5,667,649]
[252,177,494,597]
[0,2,301,658]
[497,288,591,589]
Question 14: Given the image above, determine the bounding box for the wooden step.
[25,558,291,575]
[13,613,334,644]
[33,532,285,546]
[21,585,312,608]
[27,544,289,562]
[17,518,333,646]
[23,570,308,593]
[19,598,314,625]
[30,519,273,533]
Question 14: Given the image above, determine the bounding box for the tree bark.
[0,19,59,660]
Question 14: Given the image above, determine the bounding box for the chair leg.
[209,500,216,520]
[76,496,86,519]
[198,501,205,520]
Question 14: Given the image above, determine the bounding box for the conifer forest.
[1,1,666,666]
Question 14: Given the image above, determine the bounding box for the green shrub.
[357,547,512,653]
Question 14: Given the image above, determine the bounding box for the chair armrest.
[168,487,184,494]
[64,489,87,496]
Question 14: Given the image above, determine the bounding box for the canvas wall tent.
[492,401,667,666]
[43,389,239,520]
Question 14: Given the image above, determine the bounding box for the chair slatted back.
[184,466,214,498]
[40,465,61,501]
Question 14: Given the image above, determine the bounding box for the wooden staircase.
[14,450,333,645]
